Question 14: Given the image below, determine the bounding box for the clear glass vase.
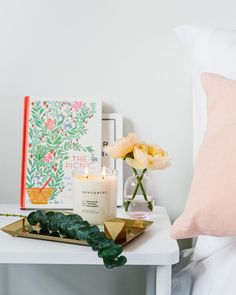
[124,172,154,219]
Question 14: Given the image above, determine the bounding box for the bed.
[172,26,236,295]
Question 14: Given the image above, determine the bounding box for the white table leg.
[146,266,156,295]
[156,265,171,295]
[0,264,8,294]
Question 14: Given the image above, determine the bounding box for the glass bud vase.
[124,173,154,219]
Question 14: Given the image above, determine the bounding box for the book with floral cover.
[21,96,101,209]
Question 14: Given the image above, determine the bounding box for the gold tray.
[1,217,153,247]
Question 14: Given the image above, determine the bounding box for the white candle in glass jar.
[72,168,117,225]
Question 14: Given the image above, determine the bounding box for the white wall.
[0,1,236,294]
[1,0,236,220]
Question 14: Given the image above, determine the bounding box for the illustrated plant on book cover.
[26,100,97,204]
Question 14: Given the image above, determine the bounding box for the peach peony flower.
[104,133,140,159]
[126,143,171,170]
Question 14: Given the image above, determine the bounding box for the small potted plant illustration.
[26,100,96,204]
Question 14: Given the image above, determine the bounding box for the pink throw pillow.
[171,73,236,239]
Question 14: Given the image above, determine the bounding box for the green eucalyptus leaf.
[27,212,38,226]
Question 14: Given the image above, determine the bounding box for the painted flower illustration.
[58,114,65,121]
[35,175,44,187]
[45,118,55,130]
[43,151,54,163]
[64,123,72,130]
[71,101,83,112]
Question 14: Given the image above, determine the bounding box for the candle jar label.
[73,170,117,225]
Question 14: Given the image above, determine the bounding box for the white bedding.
[172,242,236,295]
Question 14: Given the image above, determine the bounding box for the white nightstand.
[0,204,179,295]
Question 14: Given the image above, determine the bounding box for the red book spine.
[20,96,30,209]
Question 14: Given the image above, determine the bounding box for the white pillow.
[175,25,236,260]
[175,25,236,159]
